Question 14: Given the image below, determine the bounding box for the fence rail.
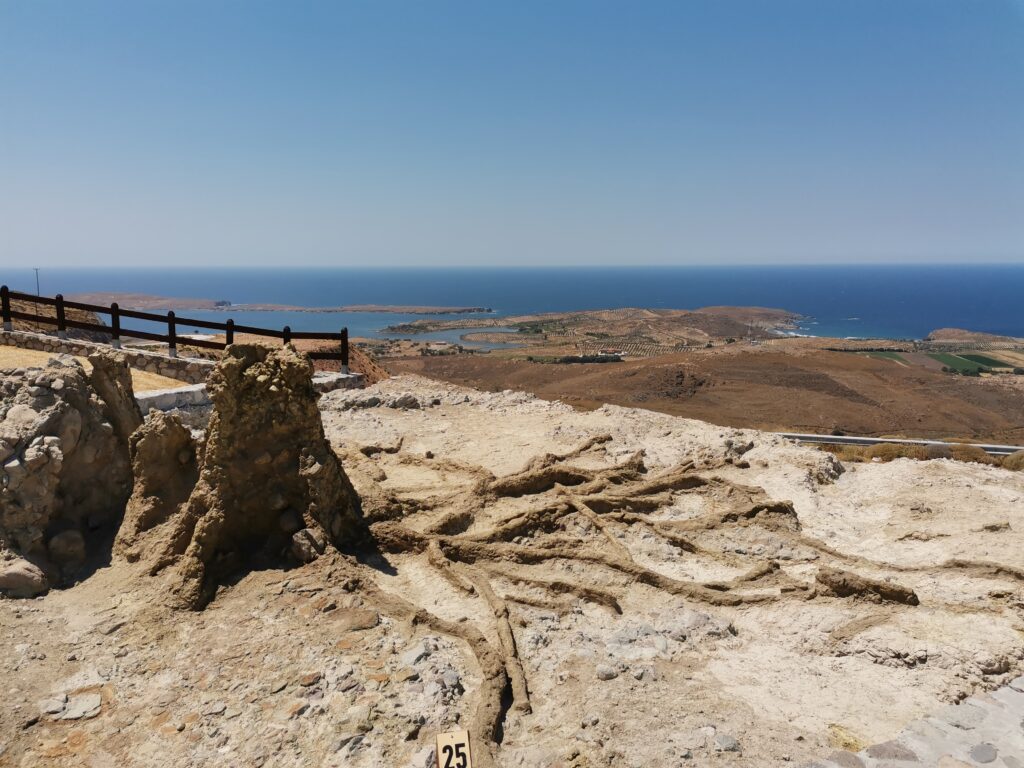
[1,285,349,370]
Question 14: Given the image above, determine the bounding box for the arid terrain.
[390,343,1024,444]
[1,349,1023,767]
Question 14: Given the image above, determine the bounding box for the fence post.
[55,294,67,339]
[1,286,11,331]
[225,319,234,346]
[110,303,121,348]
[283,325,291,344]
[341,328,350,374]
[167,311,177,358]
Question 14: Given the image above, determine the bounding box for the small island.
[66,292,492,315]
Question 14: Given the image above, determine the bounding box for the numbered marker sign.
[436,729,473,768]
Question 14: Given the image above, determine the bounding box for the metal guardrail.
[778,432,1023,457]
[1,285,349,370]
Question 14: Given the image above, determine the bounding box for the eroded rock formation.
[114,410,199,564]
[0,355,134,595]
[147,345,365,608]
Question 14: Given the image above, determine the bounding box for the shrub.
[1003,450,1024,471]
[864,444,929,462]
[946,444,999,466]
[1014,368,1024,375]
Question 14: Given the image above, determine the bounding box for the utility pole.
[33,268,40,296]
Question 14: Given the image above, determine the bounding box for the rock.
[402,641,431,666]
[595,664,618,680]
[0,557,48,597]
[291,528,327,563]
[1,355,133,578]
[714,734,740,752]
[299,672,322,687]
[59,691,102,720]
[48,530,86,567]
[969,743,998,764]
[391,394,420,410]
[865,741,917,761]
[440,669,462,691]
[405,746,435,768]
[37,693,67,716]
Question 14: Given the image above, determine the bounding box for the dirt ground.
[2,375,1022,767]
[389,348,1024,444]
[0,347,186,393]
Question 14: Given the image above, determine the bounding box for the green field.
[958,353,1011,368]
[927,353,987,372]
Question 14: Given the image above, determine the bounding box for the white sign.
[436,729,473,768]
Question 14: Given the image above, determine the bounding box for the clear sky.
[1,0,1022,267]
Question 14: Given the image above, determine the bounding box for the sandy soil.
[0,347,186,392]
[2,374,1021,767]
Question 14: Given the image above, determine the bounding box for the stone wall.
[1,330,214,385]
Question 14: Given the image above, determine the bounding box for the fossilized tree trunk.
[153,345,364,608]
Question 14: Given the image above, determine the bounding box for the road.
[777,432,1024,458]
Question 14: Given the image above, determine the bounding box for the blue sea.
[2,265,1022,346]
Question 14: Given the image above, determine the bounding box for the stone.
[865,741,917,761]
[595,664,618,680]
[391,394,420,410]
[37,693,67,715]
[968,743,997,764]
[714,734,740,753]
[48,530,86,567]
[291,528,326,563]
[440,669,462,690]
[59,692,102,720]
[299,672,322,687]
[0,558,48,597]
[402,642,431,666]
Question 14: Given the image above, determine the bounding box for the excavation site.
[1,346,1022,767]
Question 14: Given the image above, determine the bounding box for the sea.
[2,265,1022,348]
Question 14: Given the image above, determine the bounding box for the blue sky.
[1,0,1022,267]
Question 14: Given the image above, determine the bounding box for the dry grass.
[1003,450,1024,471]
[0,346,186,393]
[823,442,1003,467]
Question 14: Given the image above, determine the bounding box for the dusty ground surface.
[0,347,186,393]
[390,347,1024,443]
[1,374,1022,767]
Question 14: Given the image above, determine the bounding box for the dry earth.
[1,371,1023,767]
[390,349,1024,443]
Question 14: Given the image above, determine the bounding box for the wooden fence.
[1,285,349,370]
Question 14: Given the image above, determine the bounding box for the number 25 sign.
[436,729,473,768]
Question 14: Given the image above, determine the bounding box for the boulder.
[0,556,48,597]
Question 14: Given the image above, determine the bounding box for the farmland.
[959,353,1013,368]
[927,353,988,372]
